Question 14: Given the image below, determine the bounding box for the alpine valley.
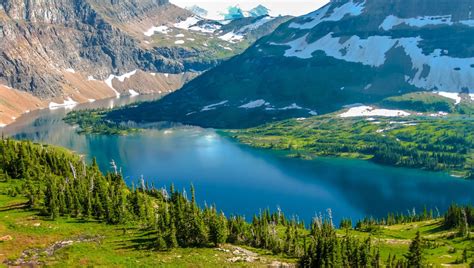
[0,0,473,267]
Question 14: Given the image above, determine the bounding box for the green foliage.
[1,138,471,267]
[405,231,424,267]
[64,109,141,135]
[380,92,456,113]
[444,204,474,236]
[231,115,474,176]
[300,219,381,267]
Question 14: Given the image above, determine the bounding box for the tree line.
[1,138,472,267]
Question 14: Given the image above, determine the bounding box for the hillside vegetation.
[0,139,473,266]
[229,114,474,178]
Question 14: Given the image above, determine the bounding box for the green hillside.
[0,140,473,267]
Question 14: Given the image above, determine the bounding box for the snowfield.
[276,33,395,67]
[380,15,453,31]
[340,106,410,118]
[218,32,244,43]
[238,16,274,33]
[49,97,78,110]
[280,103,303,110]
[174,17,201,30]
[115,70,137,82]
[239,100,268,109]
[380,15,474,30]
[436,91,461,104]
[144,25,170,36]
[289,0,365,30]
[201,100,228,111]
[272,31,474,92]
[105,70,138,98]
[129,89,139,96]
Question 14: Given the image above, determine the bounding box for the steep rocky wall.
[0,0,186,98]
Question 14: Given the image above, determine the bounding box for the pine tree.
[405,231,424,267]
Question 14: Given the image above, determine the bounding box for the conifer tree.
[406,231,424,267]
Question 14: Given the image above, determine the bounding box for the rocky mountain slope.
[112,0,474,128]
[0,0,289,126]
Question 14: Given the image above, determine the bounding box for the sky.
[170,0,329,19]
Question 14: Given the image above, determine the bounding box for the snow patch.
[289,1,365,30]
[175,40,185,45]
[87,76,96,81]
[436,91,461,104]
[0,123,6,128]
[201,100,228,111]
[175,34,185,38]
[276,33,395,67]
[397,38,474,92]
[174,17,201,30]
[88,99,96,103]
[460,20,474,27]
[380,15,453,31]
[129,89,139,96]
[429,111,449,117]
[189,23,221,33]
[49,97,78,110]
[144,25,170,36]
[238,16,273,33]
[274,32,474,92]
[239,99,267,109]
[218,44,233,51]
[280,103,303,110]
[105,70,138,98]
[65,68,76,73]
[340,106,410,118]
[218,32,244,43]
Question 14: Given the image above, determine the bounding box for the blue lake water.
[2,95,474,224]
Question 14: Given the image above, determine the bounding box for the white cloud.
[170,0,328,19]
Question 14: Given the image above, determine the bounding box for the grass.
[338,221,473,266]
[63,109,141,135]
[0,181,293,267]
[1,181,473,266]
[228,114,474,178]
[0,179,473,266]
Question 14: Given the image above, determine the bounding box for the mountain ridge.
[109,0,474,128]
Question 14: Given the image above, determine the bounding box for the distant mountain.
[0,0,289,126]
[186,5,208,18]
[110,0,474,128]
[249,5,271,17]
[217,5,272,21]
[224,6,246,20]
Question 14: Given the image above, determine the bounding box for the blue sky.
[170,0,329,19]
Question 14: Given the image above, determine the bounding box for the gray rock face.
[0,0,291,99]
[0,0,199,98]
